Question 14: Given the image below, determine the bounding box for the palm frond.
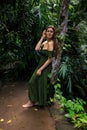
[59,63,68,79]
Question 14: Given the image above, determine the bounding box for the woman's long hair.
[46,25,61,58]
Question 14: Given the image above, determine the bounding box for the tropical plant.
[56,0,87,98]
[0,0,39,79]
[55,81,87,130]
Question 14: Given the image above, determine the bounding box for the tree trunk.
[51,0,70,84]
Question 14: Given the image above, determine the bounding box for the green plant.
[58,54,87,98]
[64,98,87,130]
[58,56,75,96]
[0,0,39,79]
[55,81,87,130]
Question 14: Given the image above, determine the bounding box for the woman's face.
[46,27,54,39]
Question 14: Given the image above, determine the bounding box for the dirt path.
[0,81,55,130]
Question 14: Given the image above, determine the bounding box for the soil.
[0,81,77,130]
[0,81,55,130]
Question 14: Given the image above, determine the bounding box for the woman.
[22,25,55,108]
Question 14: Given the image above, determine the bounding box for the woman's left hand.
[36,69,42,76]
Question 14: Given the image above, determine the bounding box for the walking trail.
[0,81,76,130]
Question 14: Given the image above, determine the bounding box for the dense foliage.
[0,0,87,97]
[0,0,39,80]
[59,0,87,98]
[0,0,87,129]
[55,82,87,130]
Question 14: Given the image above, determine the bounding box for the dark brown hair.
[46,25,61,57]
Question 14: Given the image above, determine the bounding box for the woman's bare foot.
[22,100,34,108]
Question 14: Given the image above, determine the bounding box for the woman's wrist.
[39,68,43,72]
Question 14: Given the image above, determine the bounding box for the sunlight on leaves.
[7,105,13,107]
[70,0,79,5]
[0,119,4,122]
[6,120,12,124]
[34,108,38,111]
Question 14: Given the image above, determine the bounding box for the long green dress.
[28,49,53,106]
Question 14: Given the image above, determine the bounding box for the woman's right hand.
[36,69,42,76]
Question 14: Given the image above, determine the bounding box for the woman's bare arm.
[35,30,46,51]
[35,36,44,51]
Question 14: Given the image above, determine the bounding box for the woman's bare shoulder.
[48,40,54,46]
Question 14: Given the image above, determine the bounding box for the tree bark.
[51,0,70,84]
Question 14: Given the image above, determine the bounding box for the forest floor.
[0,81,77,130]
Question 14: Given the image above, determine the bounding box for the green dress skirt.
[28,50,53,106]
